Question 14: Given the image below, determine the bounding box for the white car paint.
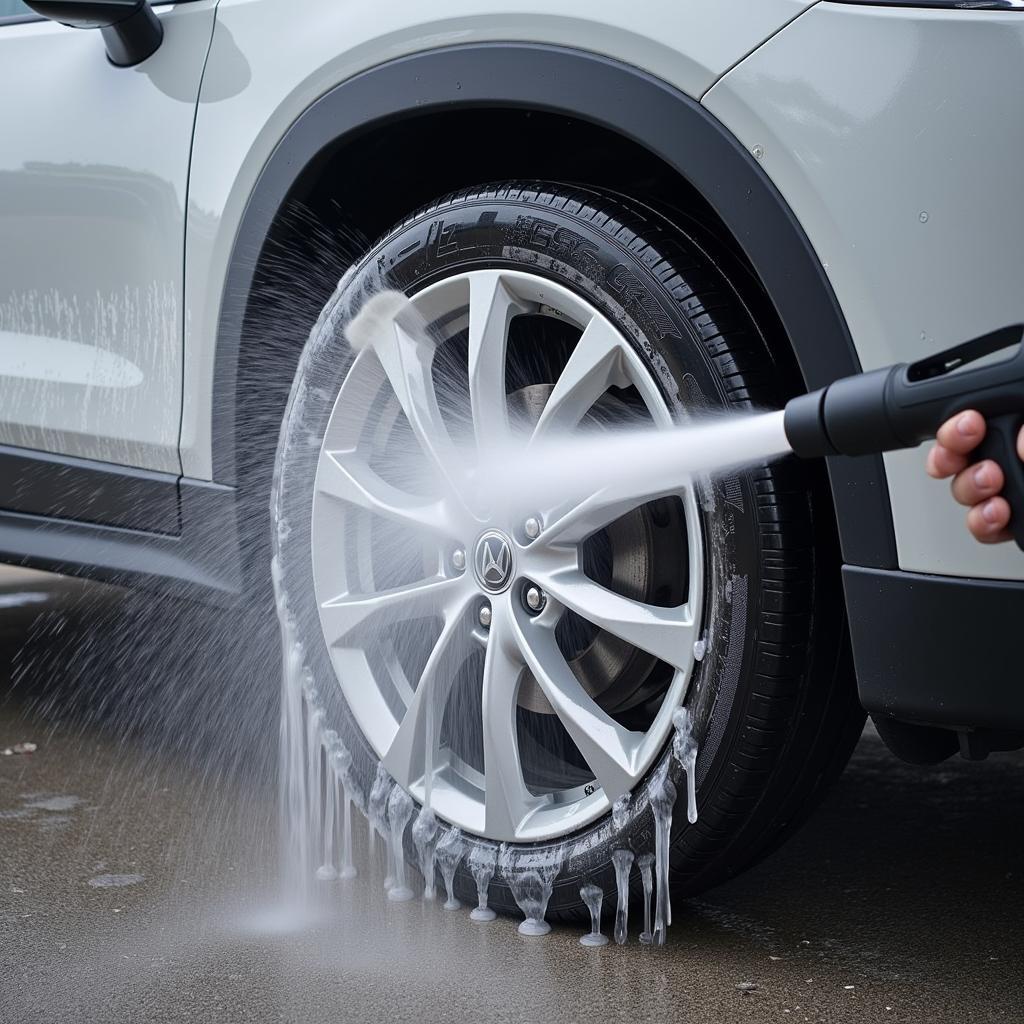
[0,2,217,473]
[703,1,1024,579]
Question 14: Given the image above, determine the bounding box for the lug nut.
[524,586,546,613]
[478,603,492,629]
[451,548,466,572]
[523,516,541,540]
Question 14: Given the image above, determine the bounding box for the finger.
[926,443,969,480]
[1018,424,1024,463]
[951,459,1005,507]
[936,410,986,456]
[967,497,1012,543]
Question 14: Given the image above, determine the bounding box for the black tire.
[273,181,863,922]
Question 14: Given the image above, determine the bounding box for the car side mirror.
[22,1,163,67]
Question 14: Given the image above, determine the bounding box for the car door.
[0,0,217,476]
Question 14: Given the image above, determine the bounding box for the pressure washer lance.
[783,324,1024,549]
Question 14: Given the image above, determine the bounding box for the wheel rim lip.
[310,267,706,842]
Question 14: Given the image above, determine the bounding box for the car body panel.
[179,0,814,479]
[0,2,217,474]
[703,1,1024,580]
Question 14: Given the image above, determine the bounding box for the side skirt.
[0,445,241,603]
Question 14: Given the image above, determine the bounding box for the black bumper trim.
[843,565,1024,731]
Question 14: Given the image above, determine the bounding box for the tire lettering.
[606,264,681,341]
[530,218,557,248]
[431,218,460,258]
[521,218,601,272]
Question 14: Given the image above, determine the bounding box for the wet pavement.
[1,570,1022,1023]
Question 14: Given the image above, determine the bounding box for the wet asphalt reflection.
[1,570,1021,1023]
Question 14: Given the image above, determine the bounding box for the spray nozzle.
[784,324,1024,548]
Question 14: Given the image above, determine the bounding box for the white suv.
[2,0,1021,917]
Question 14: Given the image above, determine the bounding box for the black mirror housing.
[23,0,163,66]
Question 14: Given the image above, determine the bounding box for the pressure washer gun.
[783,325,1024,550]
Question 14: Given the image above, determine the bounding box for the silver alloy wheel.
[310,270,705,842]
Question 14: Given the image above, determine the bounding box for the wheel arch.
[214,42,896,569]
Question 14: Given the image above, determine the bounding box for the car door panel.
[0,1,217,474]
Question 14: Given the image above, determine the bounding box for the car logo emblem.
[474,531,514,593]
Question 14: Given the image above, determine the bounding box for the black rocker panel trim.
[843,565,1024,731]
[0,453,240,601]
[212,42,897,569]
[0,444,179,535]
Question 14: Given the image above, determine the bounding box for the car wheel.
[272,181,863,922]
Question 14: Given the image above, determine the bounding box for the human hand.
[926,410,1024,543]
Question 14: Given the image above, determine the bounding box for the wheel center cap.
[473,530,515,594]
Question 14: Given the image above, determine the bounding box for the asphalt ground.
[1,569,1022,1024]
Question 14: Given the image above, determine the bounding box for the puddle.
[26,795,82,813]
[88,874,145,889]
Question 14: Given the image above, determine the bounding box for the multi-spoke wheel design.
[311,270,704,842]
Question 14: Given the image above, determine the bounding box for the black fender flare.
[212,42,896,568]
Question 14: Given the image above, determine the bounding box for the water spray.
[348,295,1024,546]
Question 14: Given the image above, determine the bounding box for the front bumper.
[843,565,1024,732]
